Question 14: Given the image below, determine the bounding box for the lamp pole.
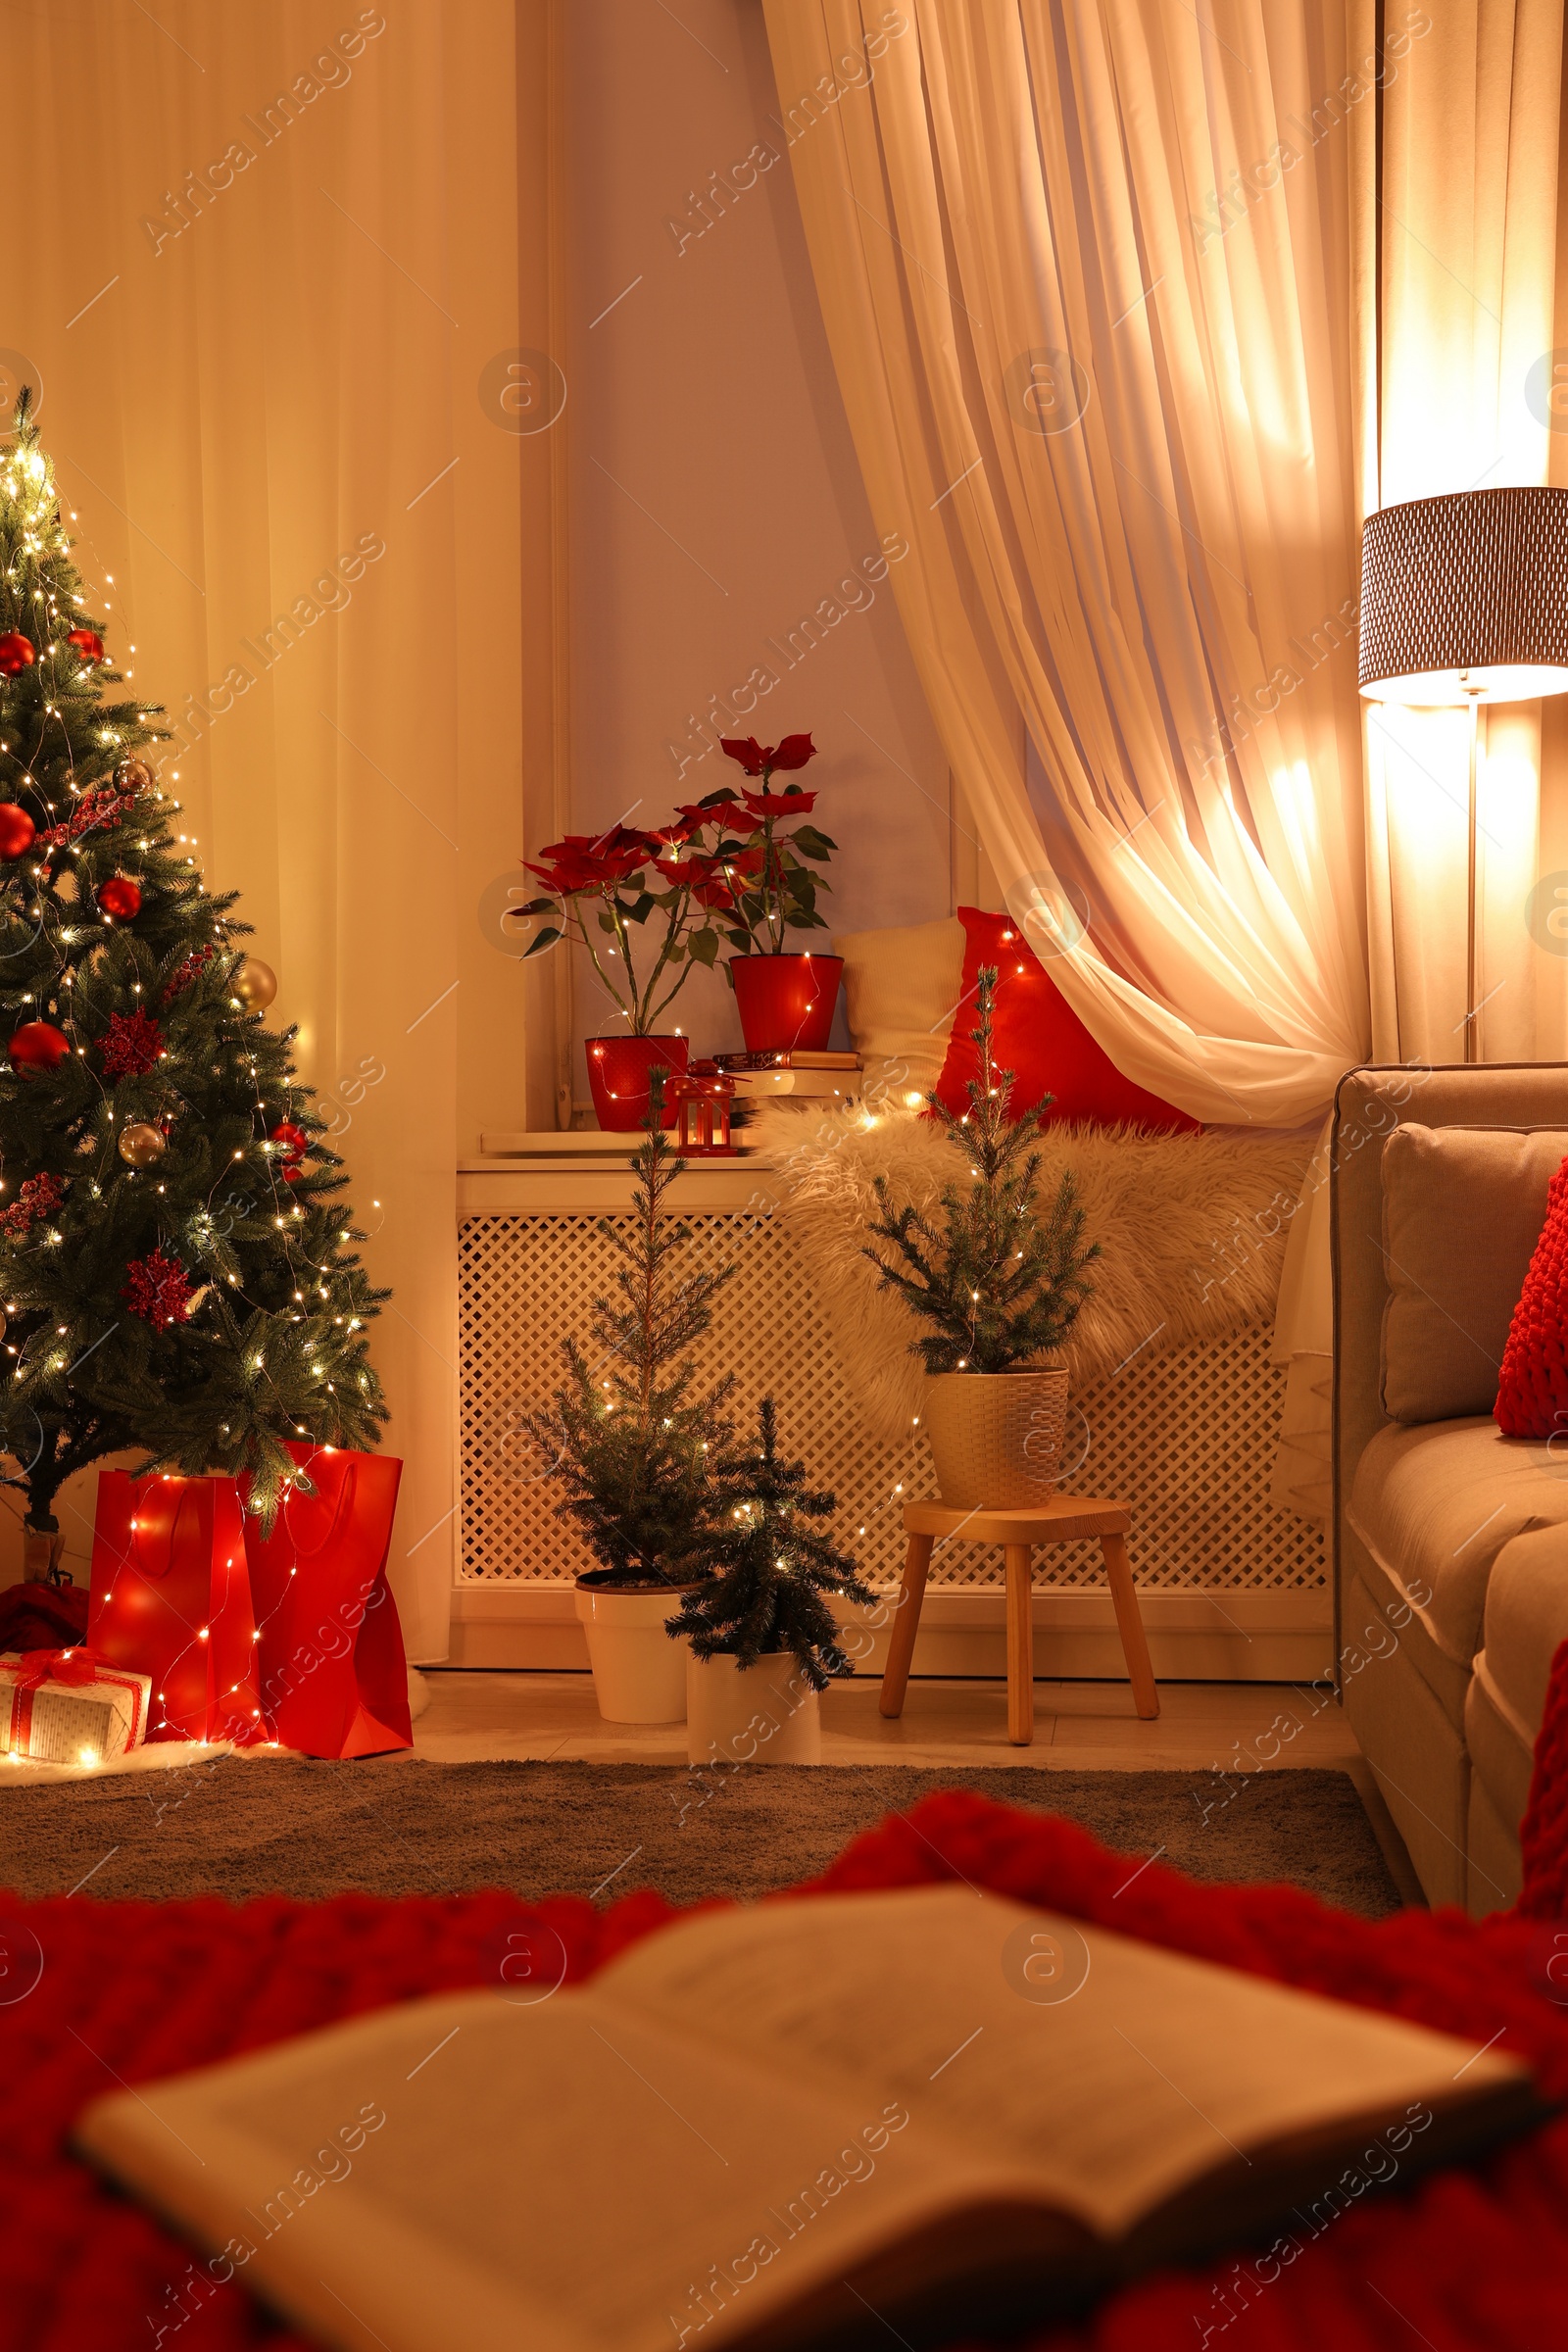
[1463,677,1482,1066]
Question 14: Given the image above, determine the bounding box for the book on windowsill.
[713,1049,862,1071]
[74,1886,1547,2352]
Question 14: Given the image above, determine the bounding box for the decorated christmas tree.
[665,1397,873,1689]
[0,390,386,1567]
[864,967,1099,1371]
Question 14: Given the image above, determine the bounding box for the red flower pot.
[730,954,844,1054]
[586,1034,689,1130]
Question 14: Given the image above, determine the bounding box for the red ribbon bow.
[9,1646,101,1691]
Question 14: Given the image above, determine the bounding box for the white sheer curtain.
[762,0,1371,1129]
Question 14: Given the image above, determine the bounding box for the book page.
[597,1886,1528,2237]
[77,1984,1043,2352]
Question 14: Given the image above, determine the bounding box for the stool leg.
[1004,1544,1035,1745]
[1101,1532,1159,1719]
[879,1534,933,1719]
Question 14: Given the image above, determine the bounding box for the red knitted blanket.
[4,1786,1568,2351]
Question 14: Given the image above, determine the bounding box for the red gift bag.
[241,1443,412,1758]
[87,1473,264,1744]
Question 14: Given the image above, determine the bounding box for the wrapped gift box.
[0,1648,150,1764]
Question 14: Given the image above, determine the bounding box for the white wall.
[560,0,953,1091]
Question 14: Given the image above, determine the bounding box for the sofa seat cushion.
[1347,1417,1568,1687]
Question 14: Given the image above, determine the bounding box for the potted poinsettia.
[526,1080,733,1724]
[517,817,732,1129]
[863,968,1101,1507]
[665,1396,873,1764]
[691,732,842,1055]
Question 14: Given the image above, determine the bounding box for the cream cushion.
[1379,1123,1568,1422]
[832,914,966,1097]
[1347,1420,1568,1714]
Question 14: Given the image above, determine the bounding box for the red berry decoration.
[122,1247,193,1332]
[66,628,104,662]
[9,1021,71,1073]
[97,876,142,921]
[0,805,35,859]
[0,633,34,676]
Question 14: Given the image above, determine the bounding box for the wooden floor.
[413,1669,1426,1906]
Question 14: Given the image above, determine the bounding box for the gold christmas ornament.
[0,1305,8,1343]
[114,756,157,797]
[117,1121,166,1168]
[233,956,277,1009]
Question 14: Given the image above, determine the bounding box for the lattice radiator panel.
[459,1212,1326,1593]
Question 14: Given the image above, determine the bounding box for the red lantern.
[97,875,141,921]
[668,1063,736,1155]
[0,804,35,859]
[9,1021,70,1073]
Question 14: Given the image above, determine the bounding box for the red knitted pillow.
[1495,1155,1568,1438]
[933,906,1200,1132]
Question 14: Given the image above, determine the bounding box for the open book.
[75,1886,1545,2352]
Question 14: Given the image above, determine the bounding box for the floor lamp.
[1358,486,1568,1063]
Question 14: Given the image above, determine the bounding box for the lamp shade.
[1358,486,1568,704]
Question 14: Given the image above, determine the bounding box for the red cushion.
[933,906,1200,1132]
[1495,1155,1568,1438]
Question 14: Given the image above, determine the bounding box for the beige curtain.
[3,1,532,1654]
[762,0,1372,1129]
[1350,0,1568,1065]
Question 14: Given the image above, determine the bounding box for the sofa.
[1333,1063,1568,1913]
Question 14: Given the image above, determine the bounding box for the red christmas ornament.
[0,633,35,676]
[122,1248,193,1332]
[66,628,104,662]
[9,1021,70,1073]
[0,804,35,859]
[97,876,142,921]
[270,1120,309,1183]
[100,1007,164,1079]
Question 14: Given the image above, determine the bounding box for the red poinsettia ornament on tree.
[122,1248,193,1332]
[100,1006,164,1078]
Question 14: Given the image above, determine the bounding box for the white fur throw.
[748,1102,1313,1446]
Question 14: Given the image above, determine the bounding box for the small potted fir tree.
[864,968,1100,1507]
[666,1396,873,1764]
[528,1079,732,1722]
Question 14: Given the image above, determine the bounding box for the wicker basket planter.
[922,1368,1069,1509]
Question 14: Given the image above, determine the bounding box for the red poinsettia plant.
[515,731,835,1025]
[516,816,737,1035]
[688,732,836,957]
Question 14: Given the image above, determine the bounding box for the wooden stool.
[878,1495,1159,1745]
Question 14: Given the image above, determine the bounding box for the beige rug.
[750,1103,1313,1444]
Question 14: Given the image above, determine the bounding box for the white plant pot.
[573,1582,692,1724]
[685,1650,822,1767]
[921,1368,1070,1509]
